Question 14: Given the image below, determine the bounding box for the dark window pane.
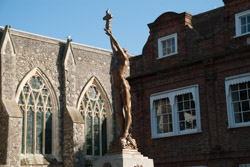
[248,15,250,23]
[30,77,42,90]
[242,101,250,111]
[36,109,43,154]
[192,110,196,116]
[243,112,250,122]
[161,98,166,105]
[21,108,25,154]
[190,93,193,99]
[155,101,161,115]
[157,124,163,133]
[167,39,171,47]
[231,84,238,91]
[86,114,92,155]
[233,102,241,113]
[26,108,34,154]
[167,47,171,54]
[240,90,247,100]
[163,124,169,133]
[169,114,172,122]
[157,116,163,125]
[23,85,29,93]
[186,121,192,129]
[166,104,172,113]
[184,94,189,101]
[191,101,195,109]
[45,110,52,154]
[235,113,242,123]
[38,95,42,106]
[179,121,185,131]
[169,123,173,132]
[162,41,166,55]
[193,120,197,129]
[177,95,183,102]
[161,104,166,114]
[178,102,183,111]
[179,112,185,121]
[184,101,190,110]
[101,117,107,155]
[241,17,247,25]
[28,96,34,105]
[163,115,169,124]
[172,46,175,53]
[94,115,100,156]
[232,92,239,101]
[239,83,247,90]
[88,87,97,99]
[242,25,247,34]
[42,89,48,95]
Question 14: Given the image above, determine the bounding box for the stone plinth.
[92,149,154,167]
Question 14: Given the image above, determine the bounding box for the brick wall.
[129,1,250,166]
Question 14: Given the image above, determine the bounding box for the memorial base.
[92,149,154,167]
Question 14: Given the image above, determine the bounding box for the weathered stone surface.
[0,26,113,167]
[93,150,154,167]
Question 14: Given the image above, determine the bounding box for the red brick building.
[129,0,250,166]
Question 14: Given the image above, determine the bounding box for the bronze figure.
[103,9,136,150]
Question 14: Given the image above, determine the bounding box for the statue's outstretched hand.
[104,28,112,36]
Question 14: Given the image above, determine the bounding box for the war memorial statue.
[92,9,154,167]
[103,9,137,151]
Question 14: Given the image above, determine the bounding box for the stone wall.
[0,26,113,167]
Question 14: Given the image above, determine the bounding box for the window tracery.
[79,84,108,156]
[18,74,53,155]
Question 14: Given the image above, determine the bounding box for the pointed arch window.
[18,74,53,155]
[79,84,108,156]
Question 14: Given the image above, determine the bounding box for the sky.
[0,0,224,55]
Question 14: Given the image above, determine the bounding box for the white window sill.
[228,122,250,129]
[157,52,178,59]
[233,32,250,38]
[152,129,202,139]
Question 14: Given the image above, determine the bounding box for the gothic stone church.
[0,25,114,167]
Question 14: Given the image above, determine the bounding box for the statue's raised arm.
[104,29,129,61]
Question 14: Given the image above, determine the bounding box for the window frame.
[225,72,250,128]
[77,77,113,159]
[79,84,108,156]
[15,68,61,164]
[157,33,178,59]
[150,85,201,138]
[235,9,250,37]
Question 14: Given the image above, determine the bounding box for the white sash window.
[150,85,201,138]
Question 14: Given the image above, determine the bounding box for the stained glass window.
[79,85,108,156]
[18,74,53,155]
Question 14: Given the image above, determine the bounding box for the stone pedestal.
[93,149,154,167]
